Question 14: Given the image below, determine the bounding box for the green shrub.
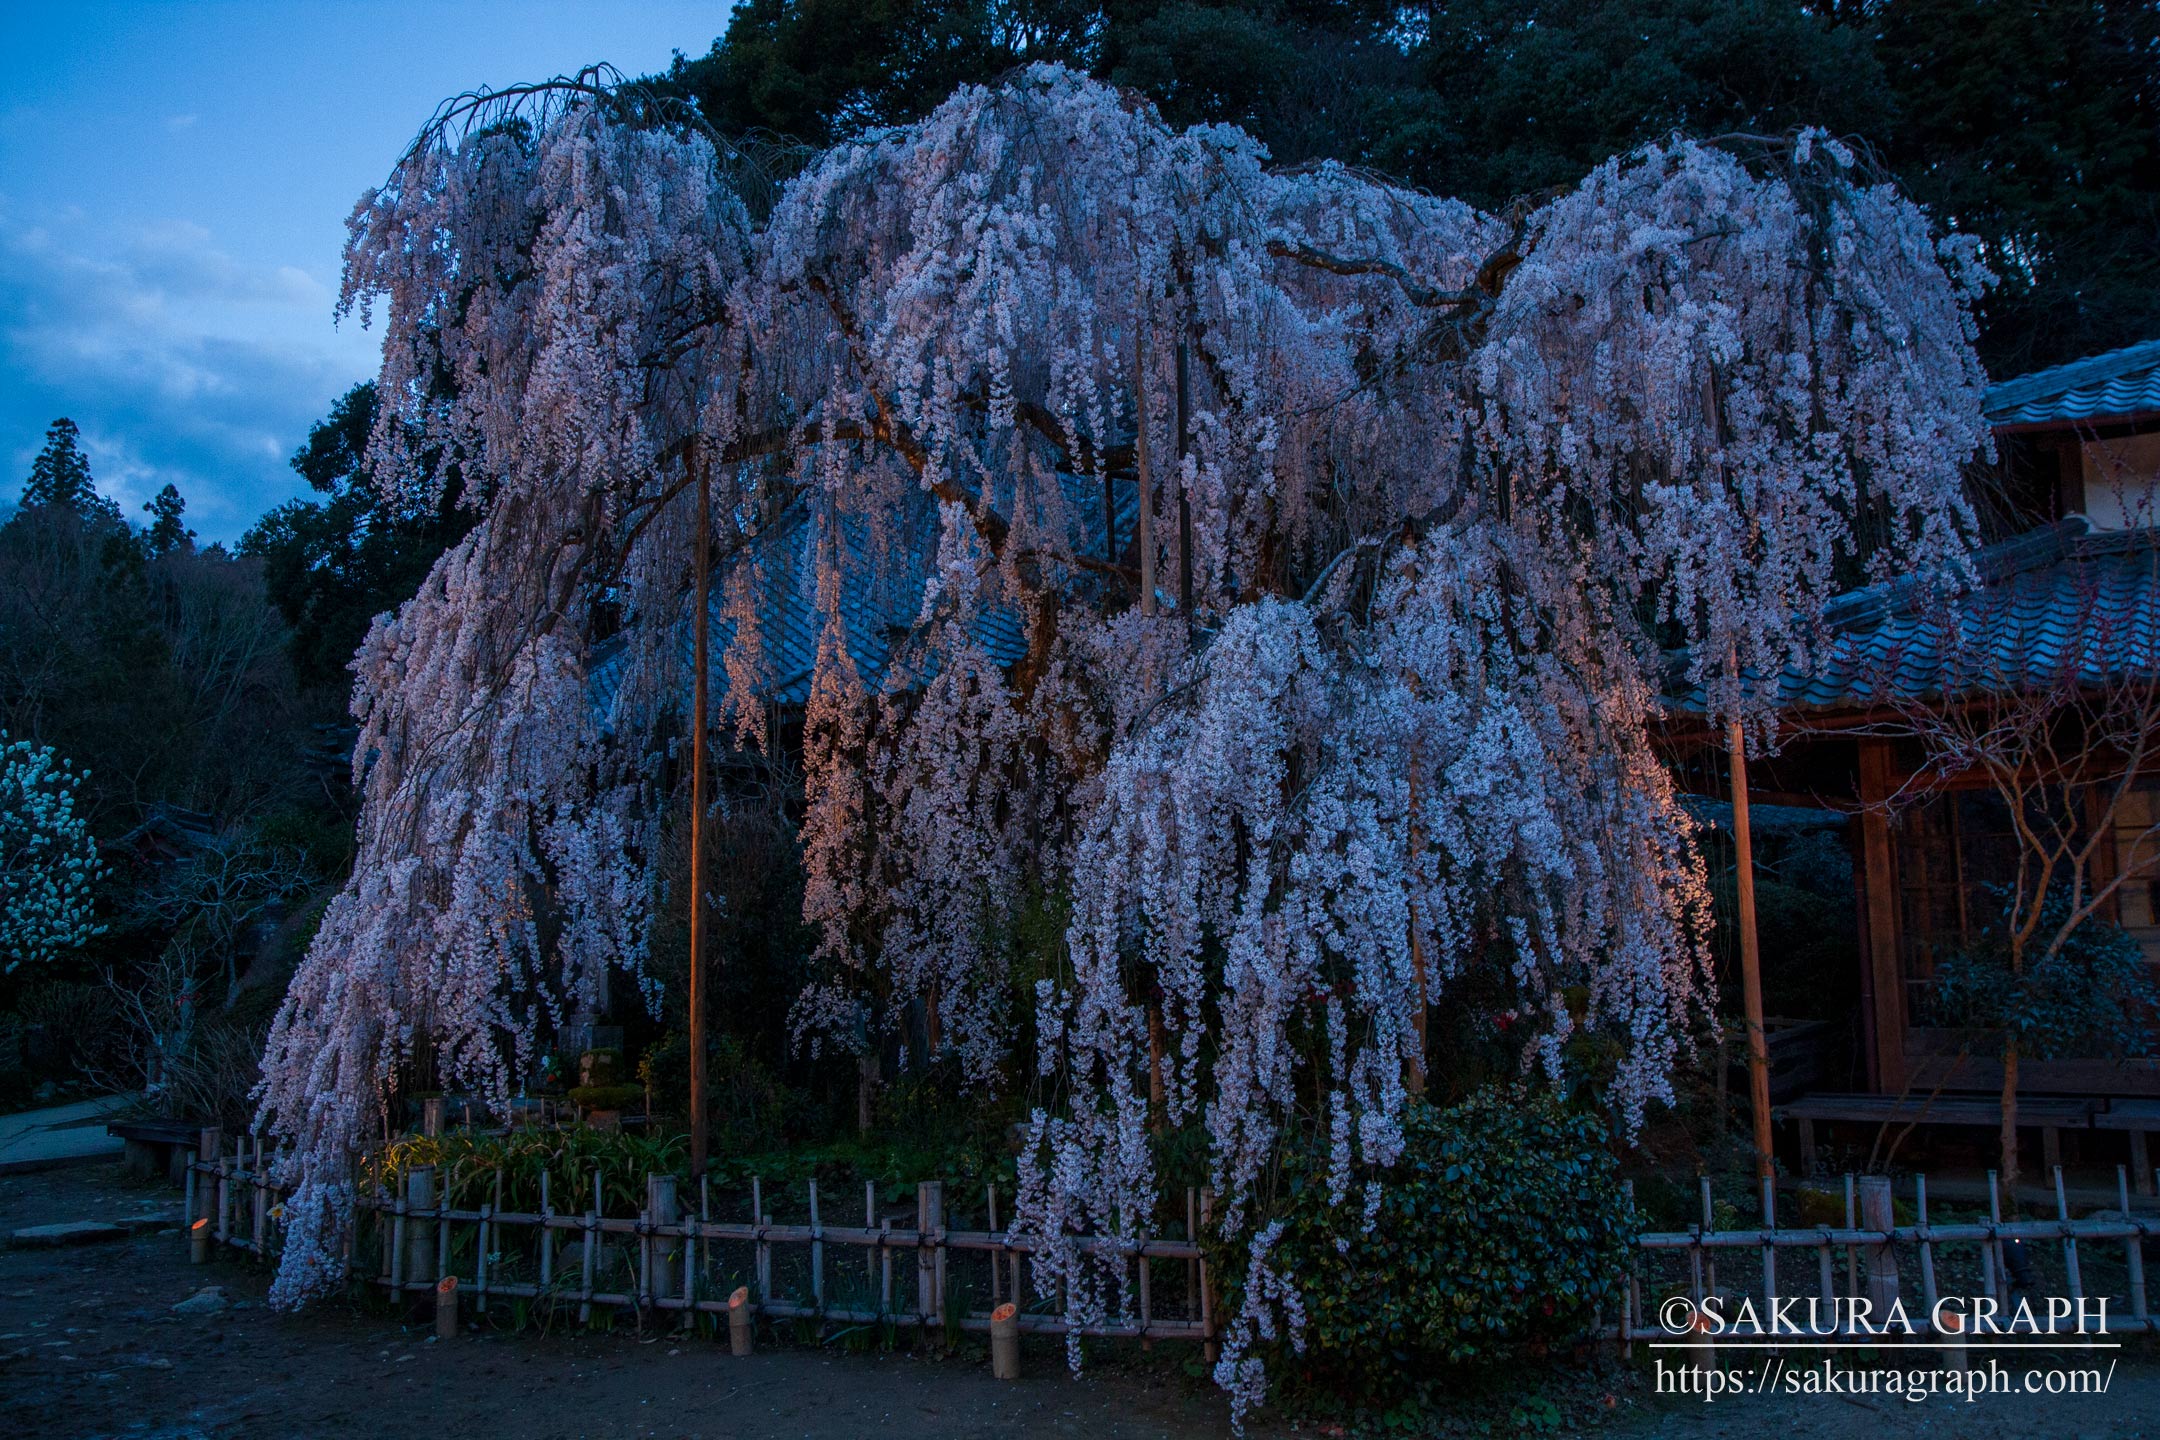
[569,1083,644,1112]
[1246,1089,1631,1402]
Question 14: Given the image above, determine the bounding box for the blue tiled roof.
[593,476,1135,718]
[1751,520,2160,715]
[1985,337,2160,427]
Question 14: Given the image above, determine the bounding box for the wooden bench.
[107,1118,207,1186]
[2094,1100,2160,1196]
[1776,1092,2099,1176]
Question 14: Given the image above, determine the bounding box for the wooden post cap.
[991,1302,1017,1322]
[728,1285,750,1309]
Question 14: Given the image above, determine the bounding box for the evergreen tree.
[142,484,195,556]
[241,384,473,691]
[20,419,123,525]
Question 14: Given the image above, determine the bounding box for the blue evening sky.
[0,2,729,541]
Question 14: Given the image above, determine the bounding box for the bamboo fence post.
[390,1171,408,1297]
[1699,1176,1717,1298]
[479,1170,501,1315]
[1977,1170,1997,1303]
[1184,1188,1198,1323]
[435,1165,451,1287]
[728,1285,753,1355]
[752,1177,769,1303]
[2054,1166,2084,1331]
[405,1165,439,1295]
[475,1196,491,1311]
[987,1183,1000,1304]
[990,1301,1020,1379]
[2120,1166,2148,1327]
[1916,1174,1939,1322]
[579,1170,599,1325]
[192,1127,220,1229]
[1199,1187,1217,1364]
[436,1275,458,1339]
[683,1211,698,1315]
[1844,1174,1858,1298]
[1858,1176,1897,1315]
[864,1182,878,1300]
[539,1170,554,1293]
[917,1181,942,1329]
[1758,1173,1776,1325]
[880,1213,893,1316]
[648,1174,680,1309]
[637,1197,650,1315]
[215,1151,232,1247]
[1138,1239,1153,1348]
[809,1179,824,1315]
[1987,1171,2007,1306]
[251,1137,267,1257]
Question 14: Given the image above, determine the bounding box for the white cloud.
[0,203,376,539]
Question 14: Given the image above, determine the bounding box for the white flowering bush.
[260,66,1989,1414]
[0,735,102,973]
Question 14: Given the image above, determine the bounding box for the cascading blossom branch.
[0,734,103,975]
[261,65,1990,1414]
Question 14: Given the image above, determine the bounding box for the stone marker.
[170,1286,229,1316]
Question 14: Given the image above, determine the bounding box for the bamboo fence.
[183,1129,2160,1353]
[183,1130,1217,1346]
[1619,1167,2160,1345]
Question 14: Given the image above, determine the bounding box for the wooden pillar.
[1728,721,1774,1179]
[1855,738,1908,1093]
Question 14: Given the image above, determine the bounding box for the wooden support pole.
[1727,718,1774,1180]
[435,1275,458,1339]
[688,438,712,1183]
[422,1096,444,1138]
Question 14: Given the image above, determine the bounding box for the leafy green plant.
[1924,886,2157,1060]
[1233,1089,1632,1409]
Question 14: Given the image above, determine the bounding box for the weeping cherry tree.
[258,66,1990,1413]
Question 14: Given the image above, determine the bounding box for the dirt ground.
[4,1162,2159,1440]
